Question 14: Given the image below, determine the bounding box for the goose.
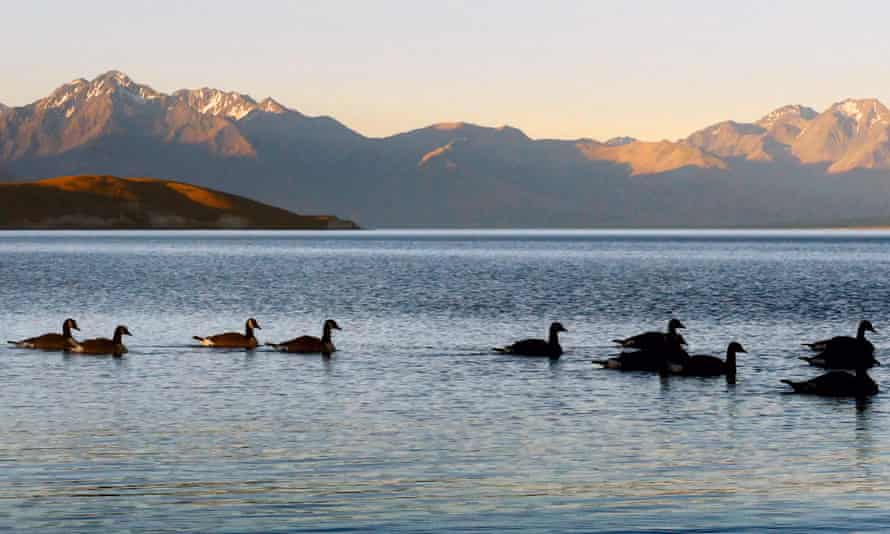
[593,344,690,372]
[612,318,687,351]
[8,318,80,350]
[802,320,875,354]
[493,322,567,358]
[800,320,877,369]
[266,319,341,354]
[782,368,878,397]
[800,350,880,370]
[70,325,131,356]
[193,318,261,349]
[676,341,746,383]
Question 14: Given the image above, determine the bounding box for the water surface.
[2,230,890,532]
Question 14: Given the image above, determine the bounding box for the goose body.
[802,320,875,354]
[8,318,80,350]
[70,325,131,356]
[193,318,261,349]
[593,346,690,372]
[782,369,878,397]
[612,318,686,351]
[267,319,341,354]
[494,322,567,358]
[677,342,746,383]
[800,351,879,370]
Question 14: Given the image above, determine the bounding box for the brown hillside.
[0,175,358,229]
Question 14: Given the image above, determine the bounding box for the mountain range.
[4,71,890,227]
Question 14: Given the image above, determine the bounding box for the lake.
[2,229,890,532]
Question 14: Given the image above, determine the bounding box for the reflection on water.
[2,230,890,532]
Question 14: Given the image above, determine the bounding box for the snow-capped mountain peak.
[756,104,817,129]
[175,89,288,120]
[829,98,889,128]
[259,97,286,114]
[175,88,260,120]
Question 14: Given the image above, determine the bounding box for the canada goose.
[8,318,80,350]
[266,319,341,354]
[70,325,131,356]
[193,318,261,349]
[493,322,567,358]
[800,351,880,370]
[782,368,878,397]
[677,341,746,384]
[593,345,690,372]
[612,318,687,351]
[802,320,875,354]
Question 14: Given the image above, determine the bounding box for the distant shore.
[0,175,359,230]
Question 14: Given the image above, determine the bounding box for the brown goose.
[267,319,341,354]
[8,318,80,350]
[193,318,261,348]
[70,325,131,356]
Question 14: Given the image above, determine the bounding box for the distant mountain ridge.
[4,71,890,227]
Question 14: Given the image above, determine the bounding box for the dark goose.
[193,318,261,349]
[800,320,877,369]
[802,320,875,353]
[267,319,341,354]
[8,318,80,350]
[676,341,746,384]
[70,325,131,356]
[782,368,878,397]
[493,322,567,358]
[593,343,689,372]
[612,318,686,351]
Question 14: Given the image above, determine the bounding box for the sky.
[4,0,890,141]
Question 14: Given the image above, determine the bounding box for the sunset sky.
[4,0,890,141]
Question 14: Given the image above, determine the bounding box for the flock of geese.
[493,318,880,398]
[7,318,342,356]
[6,317,880,398]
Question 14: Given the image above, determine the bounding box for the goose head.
[64,318,80,331]
[668,318,686,332]
[550,322,568,333]
[324,319,342,331]
[246,318,262,330]
[728,341,746,354]
[115,325,133,337]
[860,320,876,334]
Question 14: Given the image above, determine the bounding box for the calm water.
[2,230,890,532]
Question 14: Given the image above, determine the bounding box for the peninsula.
[0,175,358,229]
